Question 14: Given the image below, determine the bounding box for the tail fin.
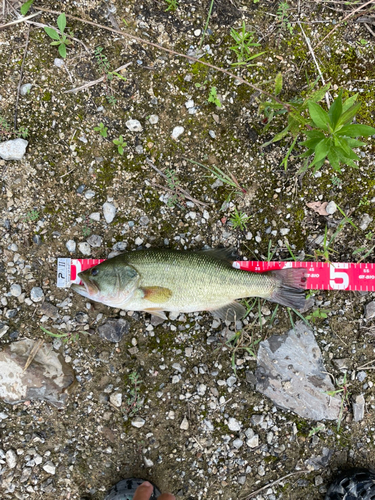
[267,268,307,310]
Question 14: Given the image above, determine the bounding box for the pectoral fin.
[143,308,167,320]
[211,301,246,322]
[141,286,172,303]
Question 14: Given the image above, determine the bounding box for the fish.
[71,249,306,321]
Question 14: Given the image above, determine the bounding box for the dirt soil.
[1,0,375,499]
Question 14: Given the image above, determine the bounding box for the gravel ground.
[1,1,375,499]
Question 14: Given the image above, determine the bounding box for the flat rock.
[0,139,28,160]
[0,339,76,408]
[256,321,341,421]
[103,202,116,223]
[365,301,375,320]
[353,394,365,422]
[98,318,129,342]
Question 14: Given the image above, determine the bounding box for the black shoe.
[104,478,161,500]
[325,468,375,500]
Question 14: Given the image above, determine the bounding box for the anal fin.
[211,301,246,322]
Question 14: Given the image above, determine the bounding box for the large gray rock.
[256,321,341,421]
[98,318,129,342]
[0,339,76,408]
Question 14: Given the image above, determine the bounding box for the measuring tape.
[57,258,375,292]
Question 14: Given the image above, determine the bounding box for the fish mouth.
[71,274,99,297]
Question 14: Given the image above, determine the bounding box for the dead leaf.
[306,201,329,216]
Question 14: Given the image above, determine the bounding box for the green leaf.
[58,43,67,58]
[20,0,34,15]
[302,83,330,106]
[334,143,360,161]
[309,138,330,166]
[50,41,60,46]
[44,27,60,40]
[336,124,375,137]
[336,102,361,127]
[342,93,359,113]
[275,72,282,96]
[300,136,325,149]
[346,138,366,148]
[261,126,290,147]
[328,91,342,129]
[304,130,326,140]
[57,13,66,33]
[299,149,314,158]
[327,148,341,173]
[308,102,331,130]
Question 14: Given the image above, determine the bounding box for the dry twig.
[63,62,132,93]
[240,470,310,500]
[23,339,44,372]
[14,24,30,130]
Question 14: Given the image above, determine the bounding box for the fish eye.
[91,268,99,276]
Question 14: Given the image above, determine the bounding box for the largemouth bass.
[71,249,306,321]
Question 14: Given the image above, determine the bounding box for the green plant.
[308,424,325,438]
[20,0,34,15]
[230,208,250,231]
[0,116,11,137]
[326,372,350,431]
[208,86,222,107]
[165,0,178,12]
[17,126,29,138]
[225,328,260,374]
[40,326,80,344]
[25,209,39,221]
[113,135,127,155]
[165,168,182,207]
[305,308,329,323]
[44,13,72,59]
[358,196,370,208]
[260,79,375,173]
[229,21,265,66]
[276,2,294,35]
[299,90,375,173]
[94,122,108,138]
[106,95,117,106]
[124,372,143,416]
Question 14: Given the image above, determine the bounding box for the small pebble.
[10,284,22,297]
[30,287,44,303]
[43,461,56,475]
[54,58,64,68]
[20,83,32,96]
[5,449,17,469]
[180,417,189,430]
[87,234,103,248]
[76,184,85,194]
[109,393,122,407]
[228,417,241,432]
[66,240,76,252]
[84,190,95,199]
[365,301,375,320]
[0,139,28,160]
[78,242,91,256]
[131,417,145,428]
[149,115,159,124]
[126,119,143,132]
[103,202,116,224]
[90,212,101,221]
[171,126,184,139]
[326,201,337,214]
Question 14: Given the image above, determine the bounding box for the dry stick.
[23,339,44,372]
[31,6,291,108]
[0,11,41,29]
[14,24,30,131]
[363,21,375,36]
[297,21,331,109]
[240,470,310,500]
[315,0,375,48]
[64,62,132,93]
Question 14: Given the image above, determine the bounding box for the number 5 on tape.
[329,263,349,290]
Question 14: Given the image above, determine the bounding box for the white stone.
[109,392,122,407]
[149,115,159,124]
[54,58,64,68]
[171,126,184,139]
[326,201,337,214]
[197,383,206,396]
[280,228,290,236]
[89,212,101,221]
[78,242,91,256]
[233,438,243,449]
[135,237,143,246]
[66,240,76,252]
[10,284,22,297]
[131,417,145,428]
[0,139,28,160]
[43,461,56,474]
[180,416,189,430]
[20,84,32,96]
[103,202,116,223]
[30,287,44,303]
[126,119,143,132]
[228,417,241,432]
[143,457,154,468]
[5,449,17,469]
[84,190,95,199]
[247,434,259,448]
[185,99,194,109]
